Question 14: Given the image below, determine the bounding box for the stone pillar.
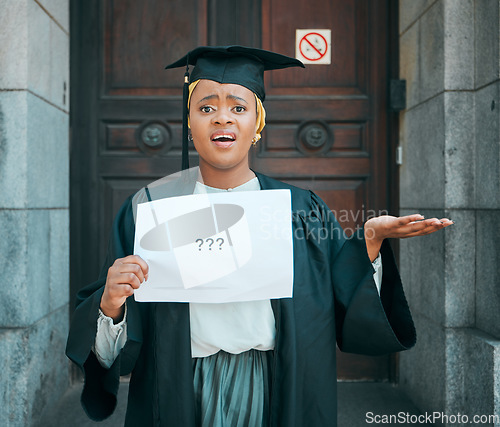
[0,0,70,425]
[399,0,500,425]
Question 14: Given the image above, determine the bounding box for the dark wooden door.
[71,0,398,381]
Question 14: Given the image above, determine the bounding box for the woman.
[66,46,453,426]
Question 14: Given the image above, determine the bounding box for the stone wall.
[0,0,70,425]
[399,0,500,425]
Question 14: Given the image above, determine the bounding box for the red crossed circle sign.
[299,32,328,61]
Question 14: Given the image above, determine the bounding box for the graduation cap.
[165,46,305,170]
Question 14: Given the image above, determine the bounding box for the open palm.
[364,214,454,261]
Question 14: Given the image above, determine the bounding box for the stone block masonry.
[399,0,500,425]
[0,0,70,425]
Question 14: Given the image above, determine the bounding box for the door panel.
[71,0,395,381]
[262,0,366,94]
[103,0,208,96]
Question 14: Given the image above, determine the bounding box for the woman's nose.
[212,109,233,125]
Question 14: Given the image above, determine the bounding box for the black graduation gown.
[66,170,416,426]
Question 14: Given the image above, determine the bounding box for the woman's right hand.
[100,255,149,322]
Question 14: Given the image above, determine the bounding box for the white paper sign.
[133,190,293,303]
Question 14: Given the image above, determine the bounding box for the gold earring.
[251,136,259,145]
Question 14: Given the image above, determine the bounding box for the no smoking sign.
[296,29,331,65]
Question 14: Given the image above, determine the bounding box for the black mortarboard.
[165,46,305,170]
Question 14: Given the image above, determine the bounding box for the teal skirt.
[193,349,274,427]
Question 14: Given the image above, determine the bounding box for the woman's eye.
[234,106,246,113]
[200,106,213,113]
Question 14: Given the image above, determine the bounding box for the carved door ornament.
[136,121,172,155]
[296,120,333,155]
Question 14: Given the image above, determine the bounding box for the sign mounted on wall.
[296,29,331,65]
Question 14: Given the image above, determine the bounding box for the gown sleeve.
[372,253,383,293]
[65,196,143,421]
[93,308,128,369]
[310,192,416,356]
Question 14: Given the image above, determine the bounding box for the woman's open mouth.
[211,131,236,148]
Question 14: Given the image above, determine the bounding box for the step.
[37,381,426,426]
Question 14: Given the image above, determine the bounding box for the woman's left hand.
[364,214,454,261]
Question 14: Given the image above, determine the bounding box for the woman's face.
[189,79,257,172]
